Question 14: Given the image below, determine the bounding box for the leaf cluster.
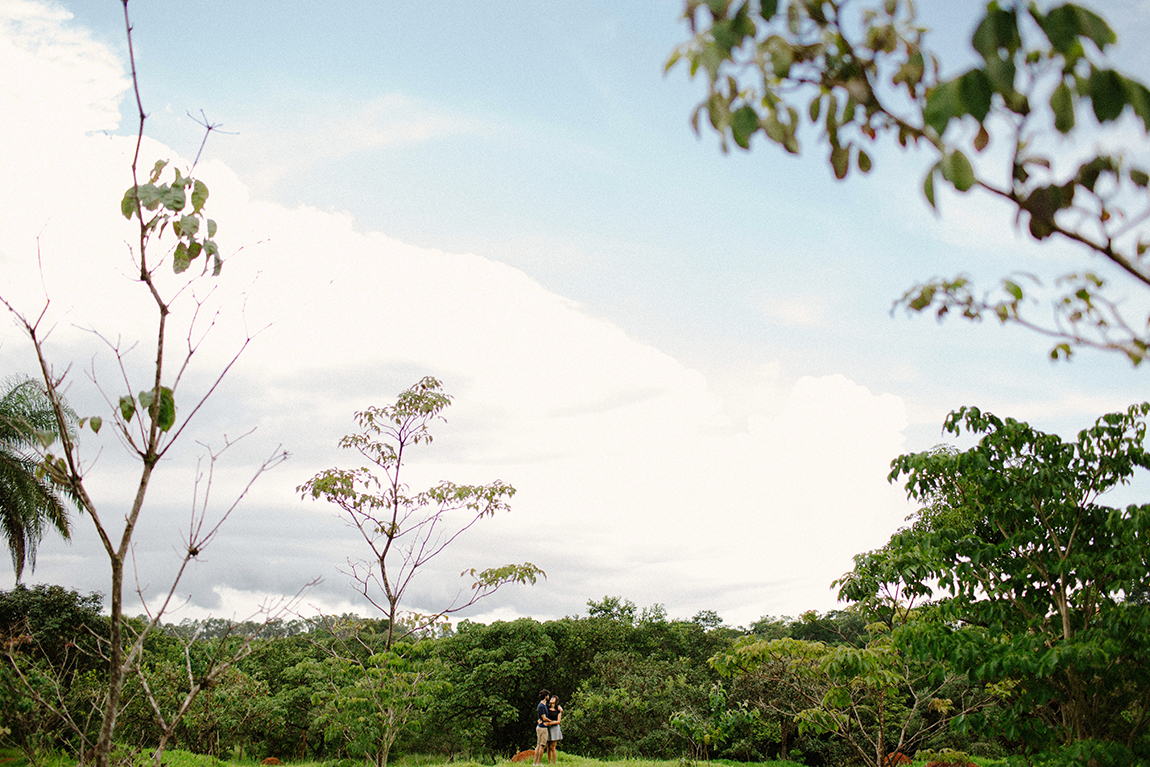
[121,160,221,276]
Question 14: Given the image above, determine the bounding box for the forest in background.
[0,585,1002,767]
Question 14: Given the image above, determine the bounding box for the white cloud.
[211,92,487,197]
[0,2,916,628]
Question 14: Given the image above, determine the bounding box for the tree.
[838,404,1150,760]
[298,379,541,765]
[0,376,76,580]
[421,618,556,758]
[668,0,1150,363]
[299,376,543,651]
[567,648,712,758]
[0,584,107,760]
[711,623,985,766]
[303,619,446,767]
[0,4,294,765]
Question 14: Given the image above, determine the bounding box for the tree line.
[0,585,997,766]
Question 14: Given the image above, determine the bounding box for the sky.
[2,0,1150,630]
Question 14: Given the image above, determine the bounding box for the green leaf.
[759,0,778,20]
[942,149,976,192]
[173,242,190,274]
[924,79,962,135]
[958,69,992,123]
[983,54,1017,97]
[119,395,136,422]
[923,163,939,209]
[138,389,155,410]
[89,416,102,434]
[162,183,187,212]
[858,149,872,173]
[1051,80,1075,133]
[972,6,1020,59]
[1071,5,1116,51]
[731,104,759,149]
[176,214,199,238]
[136,183,163,210]
[191,179,209,214]
[830,144,849,180]
[31,429,55,449]
[1034,5,1080,55]
[157,387,176,432]
[1130,169,1149,187]
[121,187,138,219]
[1088,68,1126,122]
[148,159,168,183]
[207,218,217,238]
[765,35,794,78]
[1122,79,1150,131]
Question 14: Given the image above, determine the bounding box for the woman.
[546,694,563,764]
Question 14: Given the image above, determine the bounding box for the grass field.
[0,750,807,767]
[1,748,1012,767]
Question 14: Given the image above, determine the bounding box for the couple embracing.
[533,688,563,765]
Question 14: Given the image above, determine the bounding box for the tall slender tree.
[0,375,75,580]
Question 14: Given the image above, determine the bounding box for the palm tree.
[0,375,75,580]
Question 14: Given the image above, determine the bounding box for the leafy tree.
[586,596,639,624]
[308,630,445,767]
[0,376,78,580]
[541,615,630,709]
[0,585,107,759]
[712,626,985,767]
[233,630,330,759]
[299,376,543,650]
[839,403,1150,759]
[567,649,712,758]
[670,683,776,762]
[668,0,1150,363]
[421,618,555,758]
[0,584,105,674]
[788,609,869,647]
[299,380,546,765]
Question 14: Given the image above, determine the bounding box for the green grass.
[0,748,1010,767]
[0,750,806,767]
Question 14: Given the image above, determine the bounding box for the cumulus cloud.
[0,2,915,628]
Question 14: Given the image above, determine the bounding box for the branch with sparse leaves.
[669,0,1150,362]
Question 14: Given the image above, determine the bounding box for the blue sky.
[2,0,1150,627]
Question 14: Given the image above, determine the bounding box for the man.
[533,688,551,765]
